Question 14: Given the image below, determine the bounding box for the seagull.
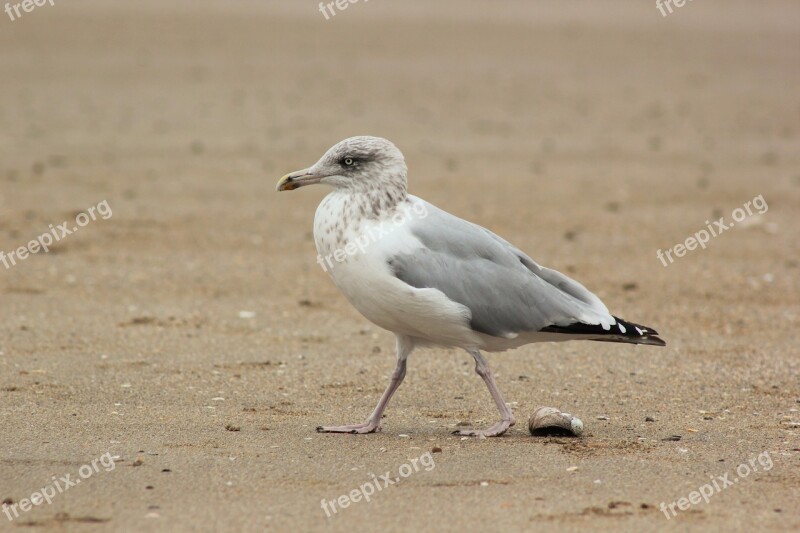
[276,136,665,437]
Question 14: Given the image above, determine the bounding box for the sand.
[0,1,798,531]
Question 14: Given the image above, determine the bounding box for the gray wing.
[388,200,614,338]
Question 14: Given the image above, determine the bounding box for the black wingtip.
[541,317,666,347]
[636,335,666,347]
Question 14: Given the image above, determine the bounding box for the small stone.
[529,407,584,437]
[645,416,655,422]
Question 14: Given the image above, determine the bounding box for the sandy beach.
[1,1,798,531]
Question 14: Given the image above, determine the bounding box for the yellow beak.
[276,168,323,191]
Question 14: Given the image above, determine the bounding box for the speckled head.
[276,136,408,196]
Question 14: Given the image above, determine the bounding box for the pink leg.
[453,348,515,437]
[317,335,414,434]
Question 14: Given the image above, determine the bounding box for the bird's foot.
[316,421,380,434]
[452,419,515,438]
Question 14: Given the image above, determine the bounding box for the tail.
[540,316,666,347]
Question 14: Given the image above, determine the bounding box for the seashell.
[528,407,584,437]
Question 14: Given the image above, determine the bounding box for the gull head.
[277,136,407,194]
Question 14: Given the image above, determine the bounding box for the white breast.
[312,194,479,348]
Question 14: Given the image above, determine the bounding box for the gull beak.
[276,168,323,192]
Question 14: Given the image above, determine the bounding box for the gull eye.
[343,158,355,166]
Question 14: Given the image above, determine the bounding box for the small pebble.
[529,407,584,437]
